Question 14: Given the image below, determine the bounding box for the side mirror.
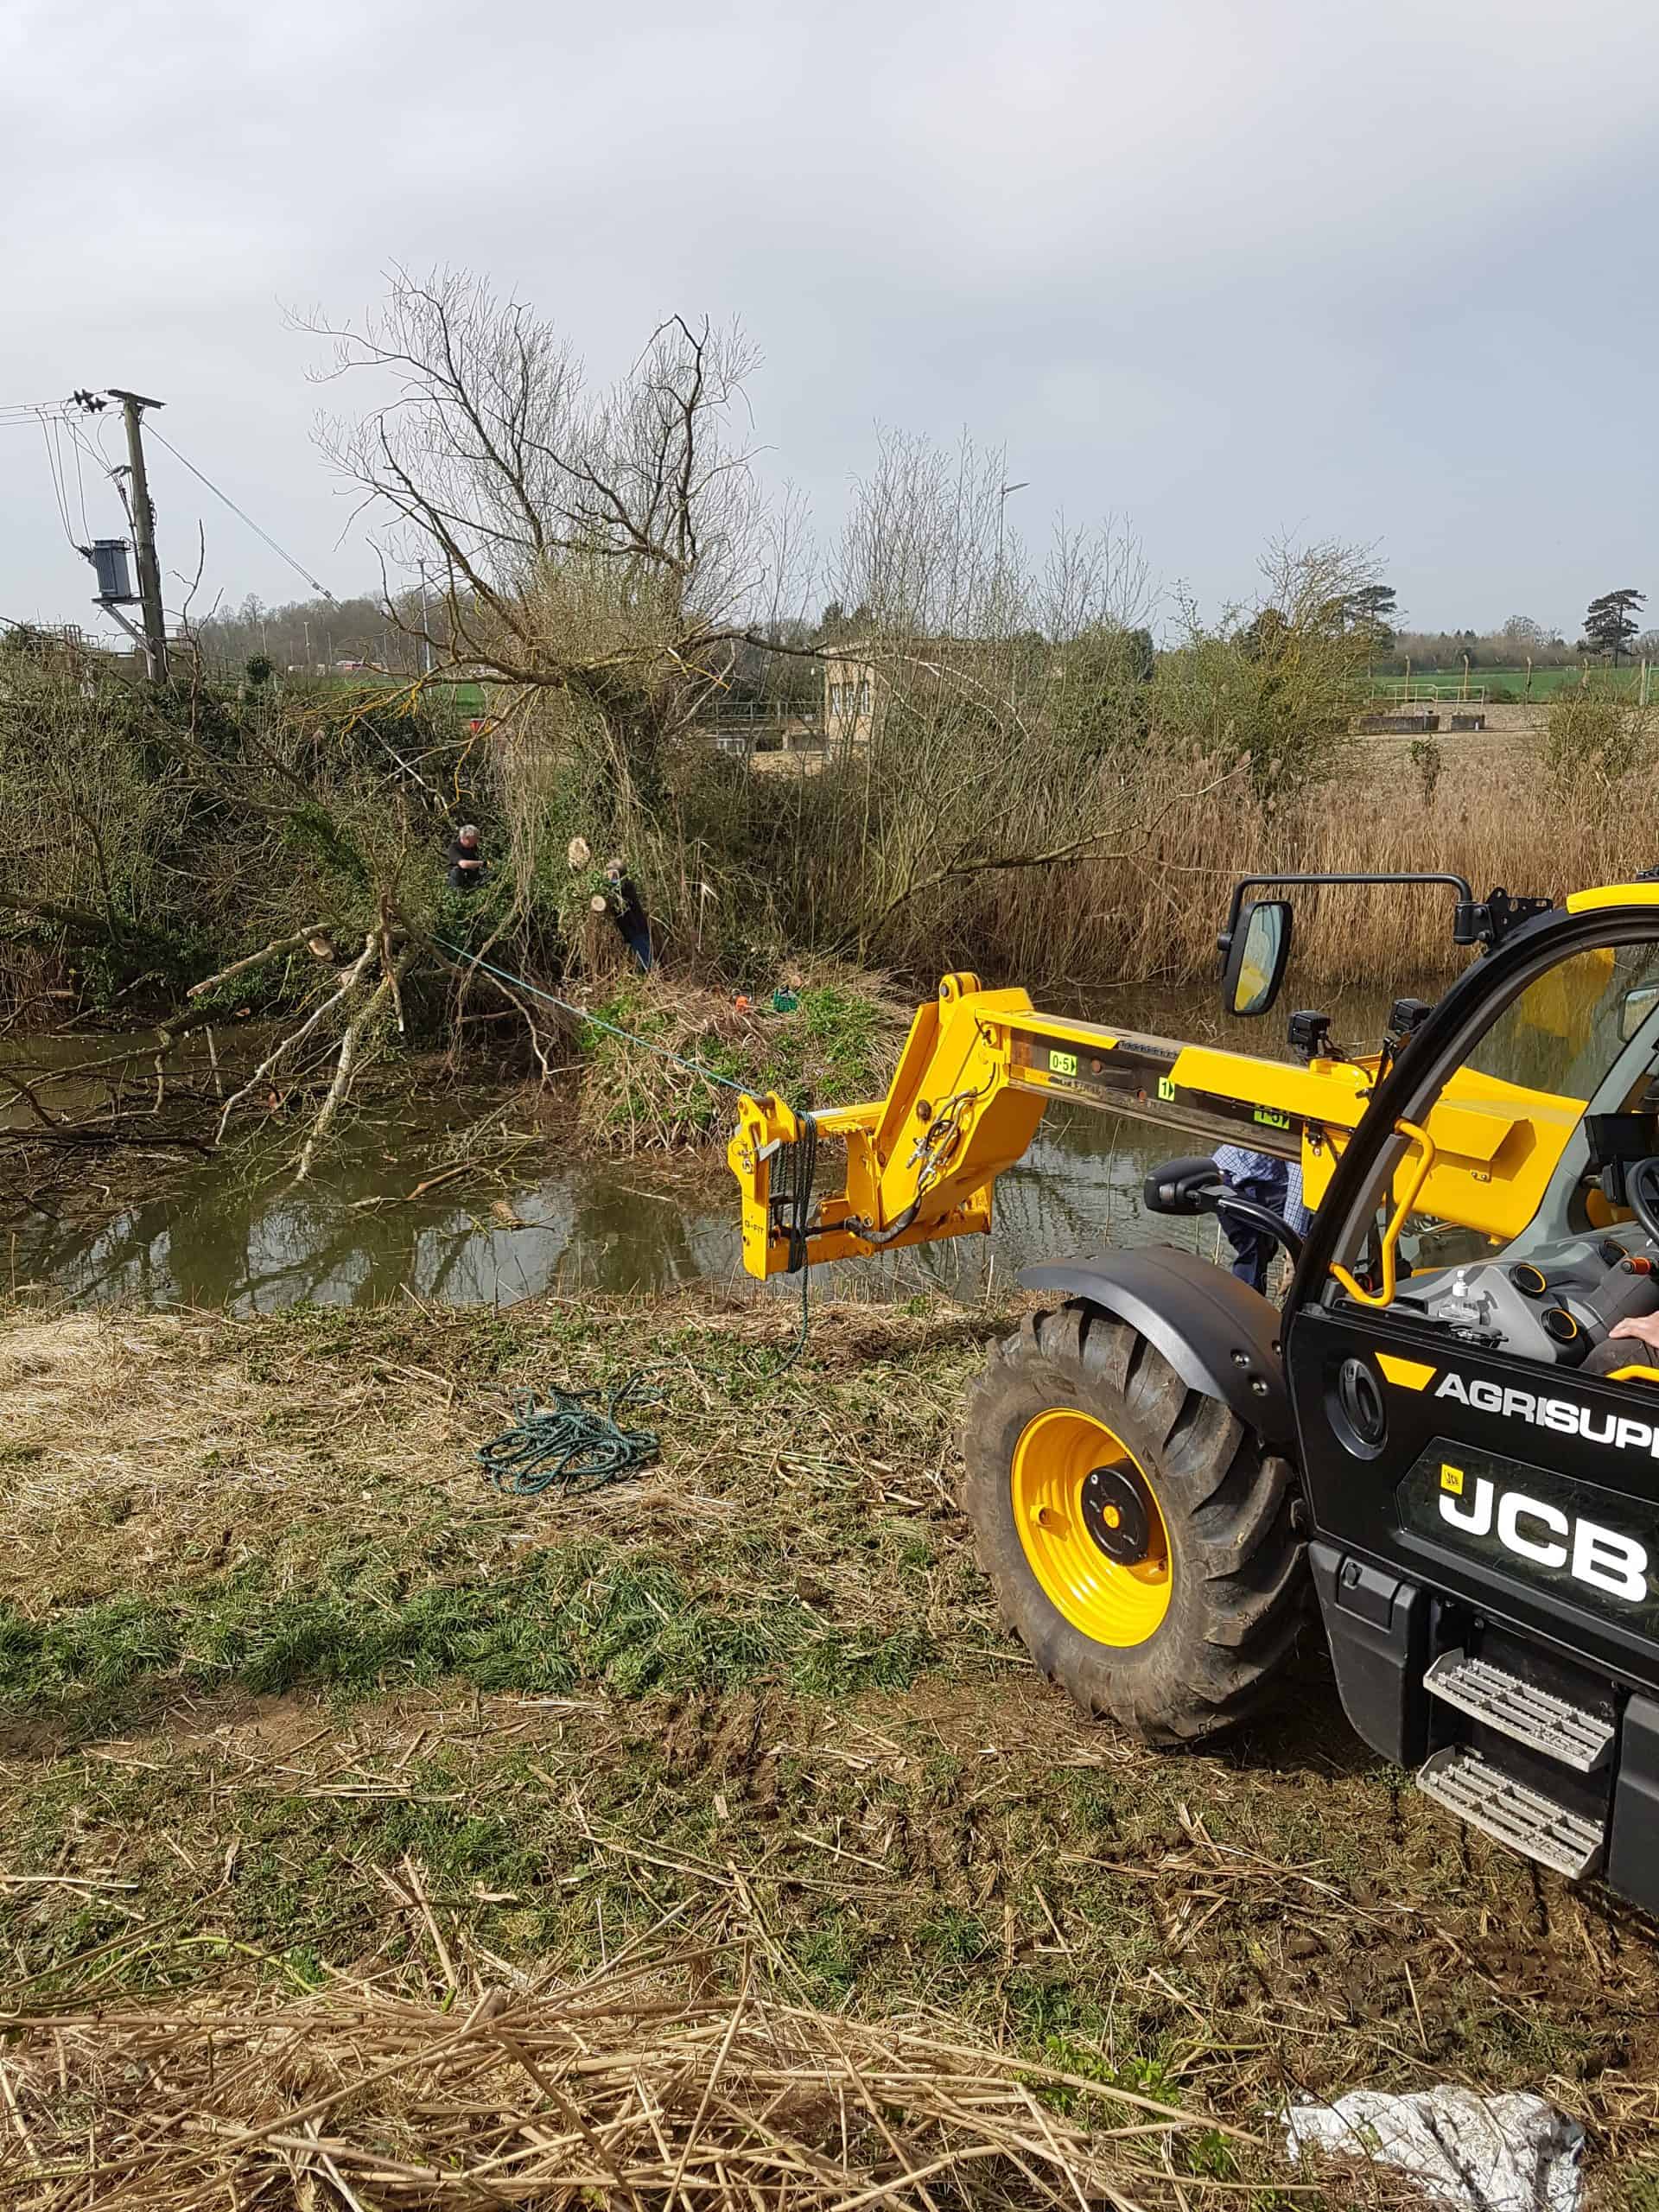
[1221,899,1293,1018]
[1143,1150,1309,1267]
[1621,985,1659,1045]
[1143,1156,1225,1217]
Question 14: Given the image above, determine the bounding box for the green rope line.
[444,937,821,1497]
[475,1281,811,1503]
[477,1377,662,1497]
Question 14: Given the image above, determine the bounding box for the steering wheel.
[1628,1157,1659,1246]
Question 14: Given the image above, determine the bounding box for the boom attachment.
[729,970,1587,1281]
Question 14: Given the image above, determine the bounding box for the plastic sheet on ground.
[1284,2085,1585,2211]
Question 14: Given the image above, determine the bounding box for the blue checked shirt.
[1213,1145,1313,1236]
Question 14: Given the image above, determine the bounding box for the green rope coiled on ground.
[476,1378,662,1497]
[443,936,822,1496]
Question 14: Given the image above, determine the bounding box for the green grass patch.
[1369,664,1650,702]
[0,1541,934,1735]
[575,971,902,1144]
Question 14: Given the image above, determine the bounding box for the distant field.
[302,672,490,715]
[1370,664,1649,702]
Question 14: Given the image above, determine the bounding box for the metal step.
[1425,1649,1614,1772]
[1418,1747,1604,1881]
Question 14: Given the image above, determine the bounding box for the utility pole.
[418,562,434,674]
[107,390,168,681]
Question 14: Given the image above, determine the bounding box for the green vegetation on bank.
[575,972,899,1142]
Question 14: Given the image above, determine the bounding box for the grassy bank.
[572,963,906,1147]
[3,1294,1659,2203]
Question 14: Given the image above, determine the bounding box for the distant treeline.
[192,597,1659,690]
[1373,620,1659,676]
[191,592,434,674]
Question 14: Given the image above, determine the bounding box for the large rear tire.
[962,1300,1306,1743]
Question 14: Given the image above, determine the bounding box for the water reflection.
[10,982,1410,1314]
[13,1099,1205,1314]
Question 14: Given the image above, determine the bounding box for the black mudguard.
[1018,1244,1293,1448]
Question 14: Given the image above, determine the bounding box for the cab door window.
[1322,934,1659,1376]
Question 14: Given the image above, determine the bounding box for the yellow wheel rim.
[1010,1408,1173,1648]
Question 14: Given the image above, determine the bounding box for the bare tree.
[1503,613,1549,646]
[798,428,1205,969]
[302,269,809,807]
[1038,515,1155,646]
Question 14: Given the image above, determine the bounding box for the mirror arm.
[1217,872,1479,962]
[1214,1194,1306,1268]
[1147,1166,1306,1266]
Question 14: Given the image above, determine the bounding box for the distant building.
[822,640,993,749]
[822,652,877,748]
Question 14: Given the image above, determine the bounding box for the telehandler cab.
[728,873,1659,1910]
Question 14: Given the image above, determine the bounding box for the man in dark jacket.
[606,858,652,970]
[448,824,486,889]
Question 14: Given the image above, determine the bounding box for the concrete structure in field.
[822,639,997,751]
[823,652,877,749]
[704,704,824,760]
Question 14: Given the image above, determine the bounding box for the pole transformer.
[106,390,168,681]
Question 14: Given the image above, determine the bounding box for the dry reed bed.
[0,1931,1299,2211]
[917,739,1644,995]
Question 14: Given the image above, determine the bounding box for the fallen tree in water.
[0,950,905,1252]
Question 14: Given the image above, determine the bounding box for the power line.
[63,414,116,493]
[144,423,334,601]
[92,410,124,486]
[63,414,126,532]
[38,419,77,548]
[59,417,90,540]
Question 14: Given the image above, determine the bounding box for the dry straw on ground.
[0,1929,1284,2211]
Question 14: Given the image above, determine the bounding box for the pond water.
[3,984,1405,1314]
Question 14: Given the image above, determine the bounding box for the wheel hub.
[1081,1465,1152,1564]
[1009,1406,1173,1647]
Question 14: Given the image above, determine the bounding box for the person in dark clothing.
[1212,1144,1313,1295]
[606,857,652,970]
[448,823,486,889]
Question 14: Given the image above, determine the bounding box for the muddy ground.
[3,1294,1657,2204]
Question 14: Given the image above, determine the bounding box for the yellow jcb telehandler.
[729,871,1659,1909]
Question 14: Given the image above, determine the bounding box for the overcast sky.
[3,0,1654,645]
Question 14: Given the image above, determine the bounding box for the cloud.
[2,0,1655,638]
